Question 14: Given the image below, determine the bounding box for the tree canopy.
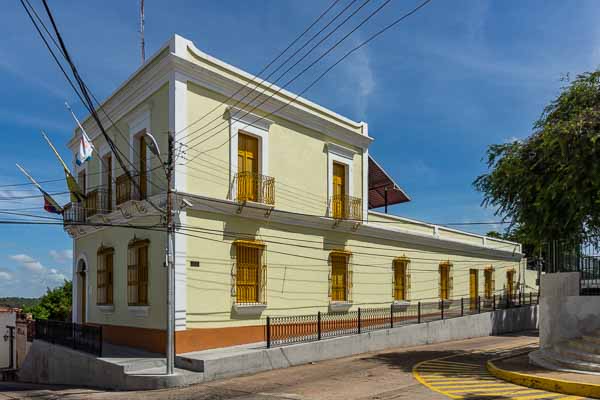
[23,280,72,321]
[475,71,600,246]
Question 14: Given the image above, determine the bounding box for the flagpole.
[41,130,72,173]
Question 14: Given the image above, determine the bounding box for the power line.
[177,0,369,146]
[182,0,434,161]
[173,0,344,139]
[180,0,388,151]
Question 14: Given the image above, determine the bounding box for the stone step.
[102,357,167,373]
[567,338,600,355]
[124,367,205,390]
[529,349,600,376]
[544,349,600,373]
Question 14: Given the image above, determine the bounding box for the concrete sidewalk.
[488,351,600,398]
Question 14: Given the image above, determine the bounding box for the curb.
[486,351,600,399]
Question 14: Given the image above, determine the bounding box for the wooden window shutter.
[260,250,267,304]
[406,266,411,301]
[347,259,353,303]
[391,262,396,299]
[128,239,149,305]
[234,240,264,304]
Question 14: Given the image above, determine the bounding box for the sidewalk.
[488,351,600,398]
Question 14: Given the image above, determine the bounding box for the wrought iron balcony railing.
[85,187,112,218]
[234,172,275,206]
[62,202,84,225]
[329,194,362,221]
[116,173,143,206]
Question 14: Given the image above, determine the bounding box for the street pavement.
[0,332,589,400]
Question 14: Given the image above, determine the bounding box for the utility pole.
[140,0,145,64]
[165,132,175,375]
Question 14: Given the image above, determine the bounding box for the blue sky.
[0,0,598,297]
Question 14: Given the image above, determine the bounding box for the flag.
[41,130,86,203]
[76,131,93,166]
[65,102,94,166]
[15,163,64,214]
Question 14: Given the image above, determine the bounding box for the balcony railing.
[63,202,85,225]
[234,172,275,206]
[329,194,362,221]
[85,187,112,218]
[116,173,143,206]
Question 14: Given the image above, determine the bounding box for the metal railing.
[329,194,362,221]
[62,186,112,225]
[116,173,143,205]
[266,292,538,348]
[546,239,600,295]
[34,319,102,356]
[234,172,275,206]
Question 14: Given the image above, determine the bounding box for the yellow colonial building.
[65,35,537,354]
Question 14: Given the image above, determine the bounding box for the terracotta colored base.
[175,325,265,353]
[101,324,166,354]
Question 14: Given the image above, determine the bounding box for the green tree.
[24,280,72,321]
[475,71,600,246]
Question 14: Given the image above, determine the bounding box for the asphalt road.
[0,332,582,400]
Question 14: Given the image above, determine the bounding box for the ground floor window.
[234,240,266,304]
[97,246,114,305]
[439,261,453,300]
[128,238,149,306]
[393,257,410,301]
[484,267,495,298]
[506,268,516,297]
[330,251,352,302]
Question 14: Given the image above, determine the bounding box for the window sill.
[233,303,267,316]
[329,301,352,313]
[392,300,410,311]
[97,304,115,313]
[128,305,150,317]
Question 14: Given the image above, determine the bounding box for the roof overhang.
[368,156,410,209]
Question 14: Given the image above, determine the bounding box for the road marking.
[412,353,585,400]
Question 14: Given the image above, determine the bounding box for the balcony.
[329,194,362,221]
[85,187,112,218]
[116,173,143,206]
[62,186,112,225]
[234,172,275,206]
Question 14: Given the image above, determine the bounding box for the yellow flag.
[41,131,86,203]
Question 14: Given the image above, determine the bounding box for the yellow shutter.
[332,162,346,218]
[469,269,478,310]
[236,243,261,303]
[393,258,410,301]
[439,262,452,300]
[238,133,259,202]
[330,252,348,302]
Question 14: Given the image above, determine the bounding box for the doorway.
[469,269,479,310]
[77,258,87,324]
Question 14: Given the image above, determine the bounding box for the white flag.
[65,101,94,166]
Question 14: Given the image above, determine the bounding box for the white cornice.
[327,142,356,160]
[181,194,522,261]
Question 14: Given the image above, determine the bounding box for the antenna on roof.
[139,0,145,64]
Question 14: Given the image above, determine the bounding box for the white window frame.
[327,142,355,202]
[128,106,151,197]
[228,106,271,200]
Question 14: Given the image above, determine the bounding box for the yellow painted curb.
[486,352,600,399]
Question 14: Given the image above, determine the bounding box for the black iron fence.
[546,239,600,295]
[34,320,102,356]
[266,292,538,348]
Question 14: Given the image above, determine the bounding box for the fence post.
[98,326,103,357]
[390,304,394,329]
[266,316,271,348]
[317,311,321,341]
[460,297,464,316]
[478,296,481,313]
[537,291,540,304]
[529,292,532,305]
[506,293,510,309]
[493,294,496,311]
[418,301,421,324]
[441,300,444,320]
[358,308,362,334]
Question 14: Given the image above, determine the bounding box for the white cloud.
[338,38,376,120]
[10,254,45,272]
[0,271,12,281]
[49,249,73,264]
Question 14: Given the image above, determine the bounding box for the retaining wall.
[180,305,539,381]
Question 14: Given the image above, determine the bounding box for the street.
[0,332,587,400]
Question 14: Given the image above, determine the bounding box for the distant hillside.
[0,297,40,309]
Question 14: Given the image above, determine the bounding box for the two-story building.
[65,35,537,354]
